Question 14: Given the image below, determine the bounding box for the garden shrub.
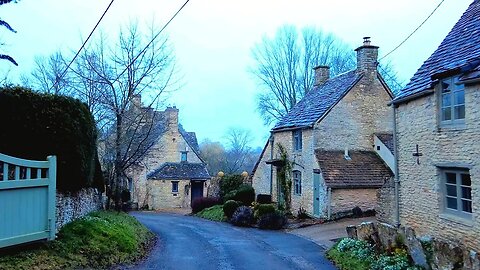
[234,184,255,205]
[191,197,222,214]
[370,249,419,270]
[297,207,310,219]
[336,238,375,261]
[223,200,241,219]
[220,174,243,198]
[256,194,272,204]
[258,210,287,230]
[0,87,103,193]
[223,190,237,203]
[254,203,276,219]
[230,206,254,227]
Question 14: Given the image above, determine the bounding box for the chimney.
[131,94,142,108]
[313,65,330,87]
[165,106,179,130]
[355,37,379,75]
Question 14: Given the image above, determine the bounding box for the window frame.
[439,76,465,127]
[171,181,179,193]
[440,168,472,219]
[293,129,302,151]
[181,151,188,162]
[293,170,302,195]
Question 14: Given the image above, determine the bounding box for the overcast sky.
[0,0,473,148]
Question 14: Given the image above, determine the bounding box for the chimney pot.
[313,65,330,87]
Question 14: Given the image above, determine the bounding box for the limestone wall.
[147,179,208,209]
[395,83,480,251]
[252,141,273,195]
[330,188,377,214]
[55,188,103,232]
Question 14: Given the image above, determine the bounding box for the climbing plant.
[276,143,293,213]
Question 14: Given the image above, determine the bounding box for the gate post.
[47,155,57,240]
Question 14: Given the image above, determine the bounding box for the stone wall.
[395,83,480,251]
[56,188,103,232]
[147,179,208,209]
[330,188,377,214]
[376,176,396,224]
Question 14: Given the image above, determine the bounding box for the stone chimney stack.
[131,94,142,108]
[313,65,330,87]
[165,106,179,130]
[355,37,379,75]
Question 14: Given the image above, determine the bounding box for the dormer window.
[440,76,465,126]
[181,151,188,162]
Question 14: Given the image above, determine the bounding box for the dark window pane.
[442,80,451,92]
[446,197,458,210]
[442,94,451,107]
[454,105,465,120]
[442,108,451,121]
[454,90,465,105]
[461,173,471,186]
[446,184,457,197]
[445,172,456,184]
[462,187,472,200]
[462,199,472,213]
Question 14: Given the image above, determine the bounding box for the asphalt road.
[127,212,337,270]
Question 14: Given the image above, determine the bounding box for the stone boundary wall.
[347,221,480,270]
[55,188,103,232]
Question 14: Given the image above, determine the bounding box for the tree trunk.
[114,113,123,210]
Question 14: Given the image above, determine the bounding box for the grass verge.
[195,205,227,222]
[0,211,155,270]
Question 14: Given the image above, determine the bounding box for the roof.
[273,70,363,130]
[147,162,210,180]
[375,133,394,154]
[178,125,203,162]
[315,150,392,189]
[395,0,480,102]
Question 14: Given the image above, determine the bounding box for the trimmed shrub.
[223,200,241,219]
[254,203,276,219]
[223,190,237,203]
[191,197,222,214]
[258,210,287,230]
[234,184,255,205]
[230,206,254,227]
[220,174,243,198]
[256,194,272,204]
[0,87,103,193]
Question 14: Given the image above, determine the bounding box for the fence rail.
[0,153,56,248]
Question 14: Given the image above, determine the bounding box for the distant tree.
[22,51,70,94]
[250,25,355,124]
[199,139,227,176]
[0,0,18,66]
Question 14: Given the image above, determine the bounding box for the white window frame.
[172,181,179,193]
[439,76,465,127]
[293,170,302,195]
[293,129,302,151]
[441,168,472,219]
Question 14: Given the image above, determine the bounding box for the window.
[181,151,188,162]
[293,129,302,151]
[440,76,465,126]
[293,171,302,195]
[172,181,179,193]
[442,169,472,218]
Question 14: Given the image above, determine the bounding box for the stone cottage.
[125,97,210,210]
[252,38,394,218]
[389,0,480,253]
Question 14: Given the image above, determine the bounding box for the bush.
[256,194,272,204]
[297,207,310,219]
[234,184,255,205]
[191,197,222,214]
[0,87,103,193]
[336,238,375,261]
[370,251,412,270]
[220,174,243,198]
[223,200,241,219]
[196,205,226,222]
[258,210,287,230]
[254,203,276,219]
[223,190,237,203]
[230,206,254,227]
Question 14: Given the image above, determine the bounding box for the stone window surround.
[292,129,302,151]
[437,76,465,128]
[293,170,302,195]
[171,181,179,193]
[437,166,472,221]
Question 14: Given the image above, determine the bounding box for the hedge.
[0,87,104,193]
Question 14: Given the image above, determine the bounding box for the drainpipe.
[269,133,274,196]
[392,104,401,227]
[327,187,332,220]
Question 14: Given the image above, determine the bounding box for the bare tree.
[73,22,176,209]
[22,51,71,94]
[199,139,227,176]
[250,25,355,124]
[0,0,18,66]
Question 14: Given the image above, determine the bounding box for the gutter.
[460,77,480,84]
[392,104,401,227]
[327,187,332,220]
[269,134,274,196]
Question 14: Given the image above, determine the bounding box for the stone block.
[377,222,399,252]
[401,227,429,269]
[432,240,464,270]
[346,225,357,239]
[356,222,381,249]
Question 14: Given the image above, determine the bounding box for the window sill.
[437,124,466,132]
[439,213,473,227]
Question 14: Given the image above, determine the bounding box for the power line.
[110,0,190,86]
[50,0,115,92]
[379,0,446,61]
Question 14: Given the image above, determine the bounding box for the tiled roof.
[147,162,210,180]
[315,150,392,189]
[395,0,480,101]
[178,126,200,153]
[273,70,362,130]
[375,133,394,154]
